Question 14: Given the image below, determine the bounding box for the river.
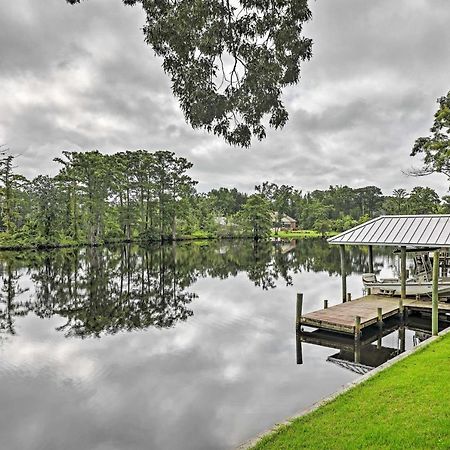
[0,239,431,450]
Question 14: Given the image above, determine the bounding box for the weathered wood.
[400,245,406,315]
[296,293,303,329]
[354,315,361,340]
[432,250,439,336]
[300,294,450,335]
[296,329,303,364]
[340,245,347,303]
[367,245,374,295]
[368,245,374,273]
[377,307,383,327]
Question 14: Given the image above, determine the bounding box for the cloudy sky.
[1,0,449,195]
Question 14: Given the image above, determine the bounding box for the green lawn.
[252,332,450,450]
[271,230,336,239]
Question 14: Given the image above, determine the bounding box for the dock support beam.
[432,250,439,336]
[368,245,374,273]
[340,245,347,303]
[367,245,374,294]
[400,246,406,316]
[377,307,383,327]
[354,315,361,340]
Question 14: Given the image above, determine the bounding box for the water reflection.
[0,239,385,338]
[297,314,447,375]
[0,239,419,450]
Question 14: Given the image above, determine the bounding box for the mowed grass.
[271,230,337,239]
[253,333,450,450]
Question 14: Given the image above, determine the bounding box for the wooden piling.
[354,315,361,340]
[296,293,303,329]
[324,299,328,309]
[432,250,439,336]
[400,246,406,315]
[347,293,352,302]
[368,245,374,273]
[377,307,383,327]
[367,245,374,295]
[340,245,347,303]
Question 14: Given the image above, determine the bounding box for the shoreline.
[238,326,450,450]
[0,230,332,252]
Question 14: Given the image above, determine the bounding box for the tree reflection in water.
[0,239,382,338]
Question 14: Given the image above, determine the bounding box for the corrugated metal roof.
[328,215,450,247]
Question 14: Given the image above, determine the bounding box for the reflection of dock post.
[340,245,347,303]
[354,315,361,363]
[399,246,406,317]
[296,293,303,329]
[368,245,374,294]
[296,328,303,365]
[432,250,439,336]
[399,325,406,353]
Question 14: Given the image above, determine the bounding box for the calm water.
[0,240,434,450]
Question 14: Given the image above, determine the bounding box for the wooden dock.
[300,294,450,335]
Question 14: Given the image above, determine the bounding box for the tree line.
[0,239,383,337]
[0,148,447,247]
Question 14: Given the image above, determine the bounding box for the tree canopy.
[411,90,450,179]
[65,0,312,147]
[1,148,446,248]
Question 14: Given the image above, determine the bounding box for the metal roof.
[328,215,450,247]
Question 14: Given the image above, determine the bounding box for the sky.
[0,0,449,195]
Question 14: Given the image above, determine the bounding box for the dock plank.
[300,295,450,334]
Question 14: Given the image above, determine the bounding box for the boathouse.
[298,215,450,338]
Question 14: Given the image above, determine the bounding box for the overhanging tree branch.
[64,0,312,147]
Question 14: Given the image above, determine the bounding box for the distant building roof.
[328,215,450,248]
[281,215,296,224]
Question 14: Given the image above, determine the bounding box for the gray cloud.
[0,0,449,195]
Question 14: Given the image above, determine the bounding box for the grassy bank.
[270,230,337,239]
[252,332,450,450]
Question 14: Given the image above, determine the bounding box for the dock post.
[367,245,374,295]
[377,307,383,328]
[400,246,406,316]
[324,299,328,309]
[432,250,439,336]
[296,293,303,329]
[340,245,347,303]
[354,315,361,340]
[347,293,352,302]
